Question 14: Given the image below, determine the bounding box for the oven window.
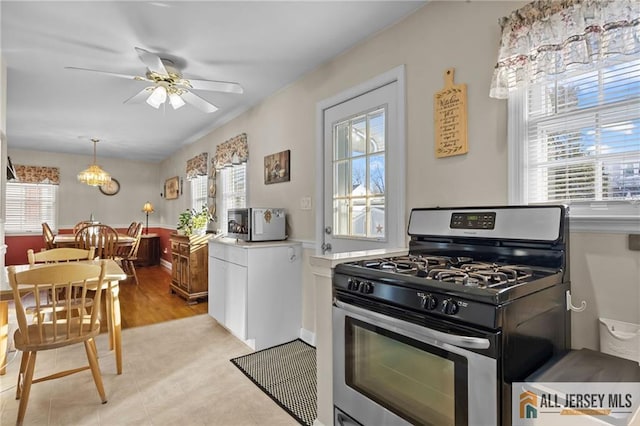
[345,317,468,426]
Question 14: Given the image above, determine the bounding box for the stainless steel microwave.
[227,208,287,241]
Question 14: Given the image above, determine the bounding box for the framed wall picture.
[165,176,179,200]
[264,150,290,184]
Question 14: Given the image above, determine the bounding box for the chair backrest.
[8,261,107,347]
[127,222,144,258]
[28,247,96,265]
[126,221,138,236]
[73,220,97,234]
[75,224,119,259]
[42,222,55,250]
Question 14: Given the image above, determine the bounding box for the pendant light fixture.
[77,138,111,186]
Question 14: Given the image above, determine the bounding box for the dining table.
[0,259,127,375]
[53,233,136,248]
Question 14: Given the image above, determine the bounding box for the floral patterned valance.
[213,133,248,169]
[490,0,640,99]
[15,164,60,184]
[186,152,208,180]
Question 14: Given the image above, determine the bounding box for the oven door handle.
[335,299,491,350]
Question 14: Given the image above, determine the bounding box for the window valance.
[490,0,640,99]
[213,133,248,170]
[186,152,208,180]
[15,164,60,184]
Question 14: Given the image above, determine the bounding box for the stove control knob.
[347,278,359,291]
[419,293,438,310]
[442,298,459,315]
[361,282,374,294]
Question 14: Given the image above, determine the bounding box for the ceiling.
[1,1,426,163]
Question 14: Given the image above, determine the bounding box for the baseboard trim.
[299,328,316,346]
[160,258,172,270]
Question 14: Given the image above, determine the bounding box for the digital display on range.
[450,212,496,229]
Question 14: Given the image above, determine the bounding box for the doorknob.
[325,226,332,235]
[321,242,332,254]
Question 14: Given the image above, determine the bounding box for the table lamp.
[142,201,154,234]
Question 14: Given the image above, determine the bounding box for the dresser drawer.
[171,241,180,253]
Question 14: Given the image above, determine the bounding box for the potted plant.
[177,205,211,236]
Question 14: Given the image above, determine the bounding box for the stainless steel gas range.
[332,206,570,426]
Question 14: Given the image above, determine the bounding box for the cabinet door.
[171,252,181,284]
[225,261,248,340]
[209,258,226,323]
[179,255,190,291]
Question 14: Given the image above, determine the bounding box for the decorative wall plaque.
[434,68,468,158]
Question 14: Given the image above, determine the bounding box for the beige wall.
[161,0,639,349]
[4,2,637,349]
[6,148,161,230]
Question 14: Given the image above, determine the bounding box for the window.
[190,175,208,212]
[5,182,58,233]
[220,163,247,234]
[333,107,386,240]
[510,58,640,231]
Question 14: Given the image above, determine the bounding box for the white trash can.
[599,317,640,363]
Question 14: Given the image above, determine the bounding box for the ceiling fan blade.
[181,91,219,113]
[64,66,148,81]
[135,47,168,75]
[181,78,244,94]
[123,87,152,104]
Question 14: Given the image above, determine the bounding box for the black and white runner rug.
[230,339,317,426]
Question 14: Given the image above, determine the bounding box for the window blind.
[190,175,208,212]
[6,182,58,233]
[525,58,640,204]
[220,164,247,233]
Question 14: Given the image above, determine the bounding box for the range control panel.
[450,212,496,230]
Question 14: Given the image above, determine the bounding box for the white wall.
[161,0,638,349]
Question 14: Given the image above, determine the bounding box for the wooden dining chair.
[8,261,109,425]
[75,224,119,259]
[73,220,96,234]
[116,222,143,285]
[28,247,96,264]
[41,222,55,250]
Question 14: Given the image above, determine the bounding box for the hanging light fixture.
[77,138,111,186]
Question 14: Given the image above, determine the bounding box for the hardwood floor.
[117,265,208,329]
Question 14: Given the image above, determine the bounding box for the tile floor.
[0,315,300,425]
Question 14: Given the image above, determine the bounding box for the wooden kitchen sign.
[434,68,468,158]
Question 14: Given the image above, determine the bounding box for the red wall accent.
[5,235,45,265]
[156,228,175,263]
[4,226,176,266]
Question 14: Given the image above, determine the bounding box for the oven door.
[333,300,498,426]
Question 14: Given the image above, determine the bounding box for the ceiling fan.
[65,47,243,113]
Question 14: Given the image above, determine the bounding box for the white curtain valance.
[490,0,640,99]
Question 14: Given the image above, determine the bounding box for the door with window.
[322,71,405,254]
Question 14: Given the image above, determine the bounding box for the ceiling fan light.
[169,92,186,109]
[146,86,167,108]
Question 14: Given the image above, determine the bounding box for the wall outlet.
[300,197,312,210]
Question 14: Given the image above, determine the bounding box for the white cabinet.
[208,239,302,350]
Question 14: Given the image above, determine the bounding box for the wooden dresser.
[169,234,210,303]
